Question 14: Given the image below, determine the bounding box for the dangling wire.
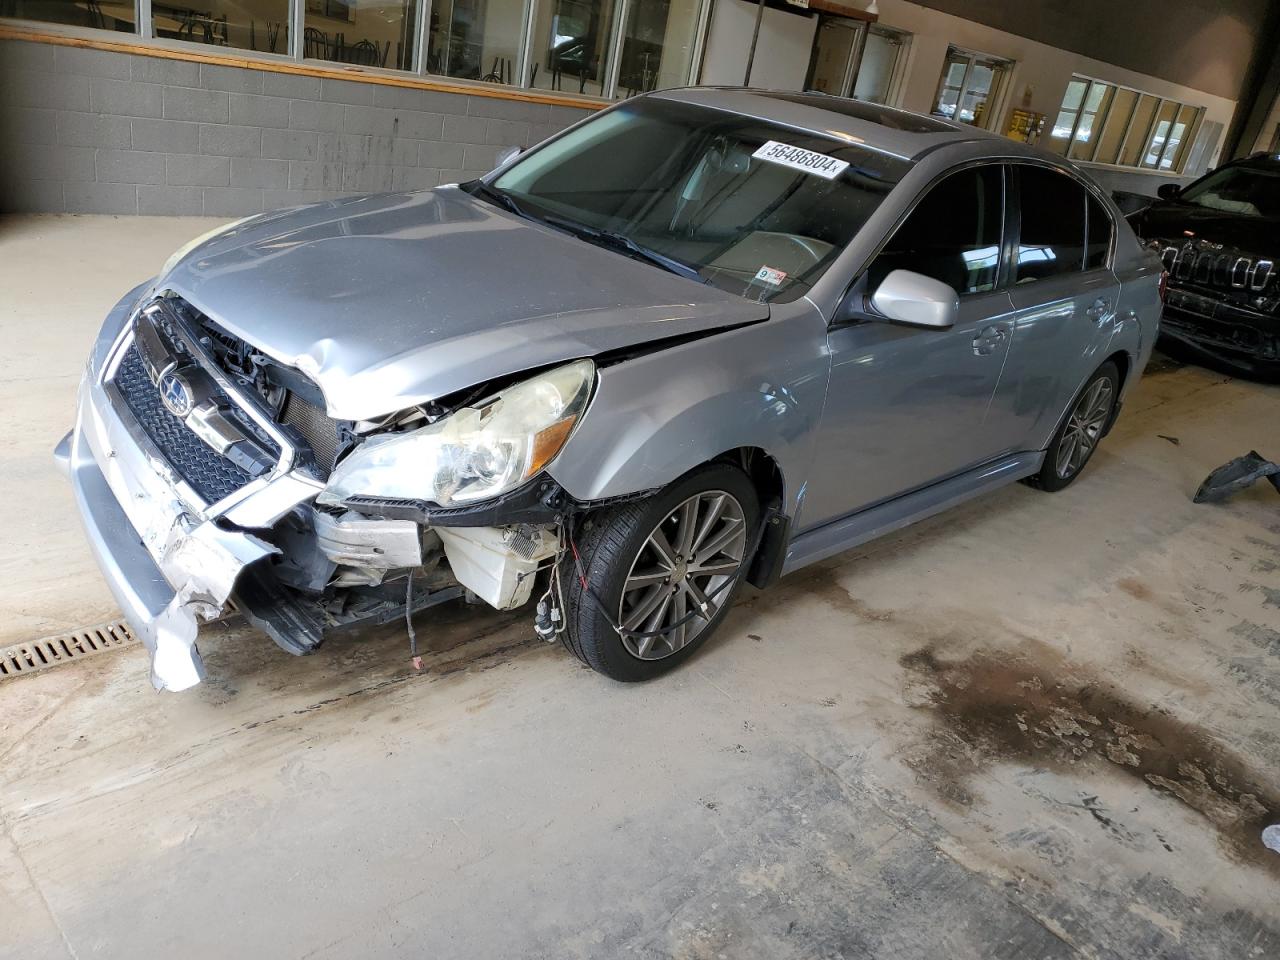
[405,568,423,671]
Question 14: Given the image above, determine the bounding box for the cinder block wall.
[0,39,595,216]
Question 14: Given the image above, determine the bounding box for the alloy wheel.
[617,490,748,660]
[1055,377,1114,480]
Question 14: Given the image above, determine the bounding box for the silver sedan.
[58,88,1163,691]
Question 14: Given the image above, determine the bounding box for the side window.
[1085,193,1113,269]
[867,165,1003,295]
[1016,166,1086,282]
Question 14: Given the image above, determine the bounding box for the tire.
[562,463,760,681]
[1026,361,1120,492]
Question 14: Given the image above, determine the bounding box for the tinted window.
[1016,166,1086,282]
[867,165,1004,295]
[1085,194,1112,269]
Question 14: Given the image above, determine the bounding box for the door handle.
[1086,298,1112,322]
[972,324,1007,356]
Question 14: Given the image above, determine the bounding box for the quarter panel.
[548,302,831,510]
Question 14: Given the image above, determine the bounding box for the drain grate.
[0,603,242,681]
[0,620,138,679]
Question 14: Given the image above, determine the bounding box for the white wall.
[875,0,1237,174]
[699,0,817,90]
[697,0,1238,187]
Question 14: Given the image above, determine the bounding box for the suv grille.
[114,343,256,503]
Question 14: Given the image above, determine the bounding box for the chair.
[346,39,380,67]
[303,27,329,60]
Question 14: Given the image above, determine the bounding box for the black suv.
[1128,154,1280,379]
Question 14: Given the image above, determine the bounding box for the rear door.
[986,164,1122,453]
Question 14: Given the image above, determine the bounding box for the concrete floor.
[2,215,1279,959]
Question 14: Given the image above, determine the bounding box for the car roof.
[652,87,1019,162]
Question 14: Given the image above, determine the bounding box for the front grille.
[281,392,341,476]
[114,343,255,503]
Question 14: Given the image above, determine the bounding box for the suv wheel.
[562,463,760,681]
[1027,361,1119,492]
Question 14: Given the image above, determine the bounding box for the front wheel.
[562,463,760,681]
[1027,361,1119,492]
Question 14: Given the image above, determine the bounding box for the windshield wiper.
[465,180,533,221]
[540,214,709,285]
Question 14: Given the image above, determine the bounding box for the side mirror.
[870,270,959,329]
[494,145,522,169]
[1156,183,1181,200]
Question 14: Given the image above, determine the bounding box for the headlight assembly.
[317,359,594,509]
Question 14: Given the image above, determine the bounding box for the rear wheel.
[562,463,759,681]
[1027,361,1119,492]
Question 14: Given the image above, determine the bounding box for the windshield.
[486,98,908,301]
[1178,164,1280,219]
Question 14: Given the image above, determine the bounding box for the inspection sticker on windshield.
[754,265,788,287]
[752,140,848,180]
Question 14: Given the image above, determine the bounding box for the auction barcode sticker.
[752,141,849,180]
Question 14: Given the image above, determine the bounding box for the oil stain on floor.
[898,643,1279,873]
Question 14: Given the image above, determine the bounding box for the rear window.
[1016,166,1086,283]
[1085,193,1113,269]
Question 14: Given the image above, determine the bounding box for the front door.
[800,164,1016,530]
[986,165,1123,453]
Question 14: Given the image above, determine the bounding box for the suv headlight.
[318,359,594,508]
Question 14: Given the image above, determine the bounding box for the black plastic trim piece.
[233,563,326,656]
[746,509,790,589]
[340,475,572,527]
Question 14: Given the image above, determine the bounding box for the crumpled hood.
[160,187,768,421]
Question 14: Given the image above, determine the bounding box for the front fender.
[548,303,831,516]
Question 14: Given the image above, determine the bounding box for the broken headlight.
[317,360,593,508]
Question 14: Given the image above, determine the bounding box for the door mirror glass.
[1156,182,1182,200]
[871,269,959,328]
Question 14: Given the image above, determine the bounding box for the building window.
[156,0,290,53]
[304,0,418,69]
[427,0,525,80]
[805,16,911,105]
[805,14,862,97]
[526,0,620,97]
[932,46,1012,129]
[5,0,137,32]
[1049,75,1204,173]
[853,24,910,105]
[3,0,705,97]
[616,0,703,98]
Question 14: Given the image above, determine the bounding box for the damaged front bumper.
[59,289,563,692]
[57,349,322,692]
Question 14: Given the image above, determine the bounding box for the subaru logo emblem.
[159,372,195,418]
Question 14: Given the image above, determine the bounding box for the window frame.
[1007,159,1116,290]
[1050,73,1205,175]
[930,45,1014,131]
[833,159,1012,327]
